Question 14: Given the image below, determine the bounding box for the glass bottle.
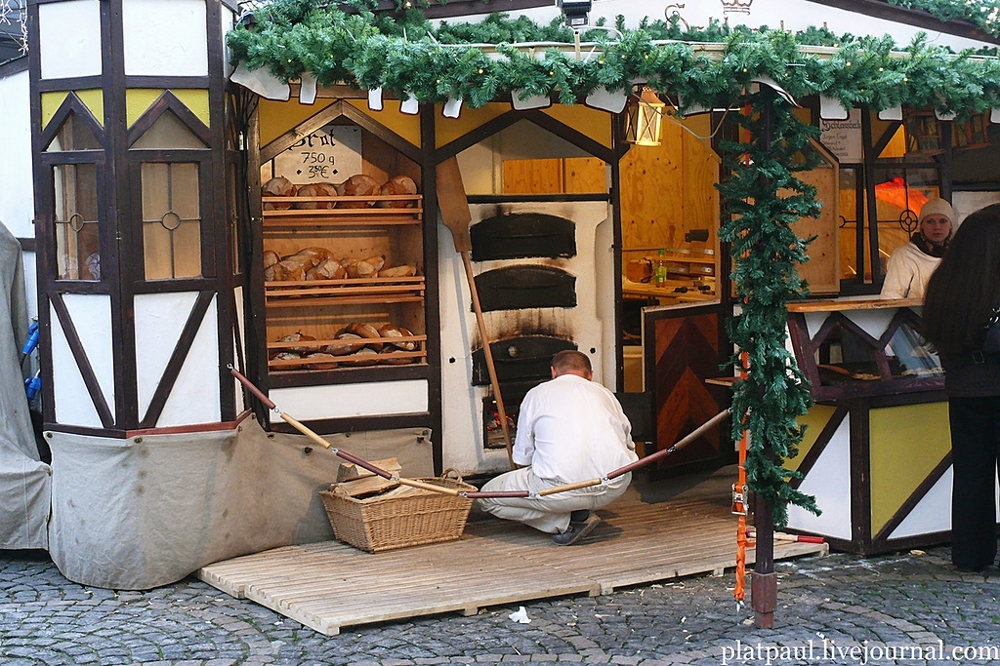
[655,249,667,286]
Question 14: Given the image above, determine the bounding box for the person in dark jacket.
[922,204,1000,572]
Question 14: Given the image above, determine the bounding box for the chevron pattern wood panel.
[653,311,727,469]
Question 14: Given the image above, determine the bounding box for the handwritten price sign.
[273,125,363,185]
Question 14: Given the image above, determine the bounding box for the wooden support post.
[752,491,777,628]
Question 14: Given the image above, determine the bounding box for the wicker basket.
[319,470,475,553]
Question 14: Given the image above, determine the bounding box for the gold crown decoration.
[721,0,752,14]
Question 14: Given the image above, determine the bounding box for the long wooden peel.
[230,367,460,496]
[436,156,515,467]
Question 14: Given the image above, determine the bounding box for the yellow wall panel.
[76,89,104,128]
[345,100,421,149]
[126,89,210,128]
[785,404,838,471]
[127,89,163,127]
[259,98,338,149]
[541,104,612,149]
[436,102,510,148]
[172,89,210,127]
[869,401,951,536]
[41,92,69,131]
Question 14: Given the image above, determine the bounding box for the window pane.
[141,161,202,280]
[46,113,100,151]
[874,168,939,277]
[132,110,205,149]
[53,163,100,280]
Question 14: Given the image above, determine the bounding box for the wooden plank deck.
[198,490,827,635]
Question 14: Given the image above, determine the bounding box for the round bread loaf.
[378,324,416,351]
[304,352,338,370]
[375,175,418,208]
[277,331,318,354]
[378,264,416,278]
[340,347,379,366]
[337,174,382,208]
[262,176,297,210]
[326,331,365,356]
[305,258,345,281]
[295,182,338,209]
[346,321,382,351]
[263,249,280,269]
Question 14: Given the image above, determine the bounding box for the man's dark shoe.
[552,515,602,546]
[569,509,590,523]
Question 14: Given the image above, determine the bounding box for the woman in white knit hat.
[880,197,954,300]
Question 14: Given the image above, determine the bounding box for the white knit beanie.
[919,198,954,223]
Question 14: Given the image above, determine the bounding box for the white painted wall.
[134,292,221,427]
[51,294,115,427]
[270,380,429,421]
[786,414,853,540]
[0,67,33,239]
[38,0,103,80]
[123,0,208,77]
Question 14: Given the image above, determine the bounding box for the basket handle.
[440,467,464,483]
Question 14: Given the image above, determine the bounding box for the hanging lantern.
[624,87,665,146]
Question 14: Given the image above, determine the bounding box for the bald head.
[550,350,592,380]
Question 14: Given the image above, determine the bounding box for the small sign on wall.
[272,125,362,184]
[820,109,863,163]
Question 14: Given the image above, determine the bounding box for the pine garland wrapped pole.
[717,87,822,627]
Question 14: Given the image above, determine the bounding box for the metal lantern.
[624,87,665,146]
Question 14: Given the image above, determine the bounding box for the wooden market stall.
[11,0,1000,614]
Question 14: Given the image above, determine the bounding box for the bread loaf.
[288,247,333,267]
[346,321,382,351]
[262,176,297,210]
[378,324,416,351]
[326,331,365,356]
[267,257,307,282]
[263,249,280,269]
[375,175,418,208]
[378,264,416,278]
[276,331,318,354]
[346,259,376,279]
[378,346,413,365]
[295,182,338,209]
[304,352,338,370]
[337,174,382,208]
[340,347,379,366]
[305,258,346,281]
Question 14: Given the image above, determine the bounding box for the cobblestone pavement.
[2,542,999,666]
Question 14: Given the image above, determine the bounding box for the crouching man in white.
[478,350,639,546]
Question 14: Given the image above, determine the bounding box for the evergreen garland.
[226,0,1000,524]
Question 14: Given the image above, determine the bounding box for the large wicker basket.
[319,470,475,553]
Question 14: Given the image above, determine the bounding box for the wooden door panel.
[645,304,733,477]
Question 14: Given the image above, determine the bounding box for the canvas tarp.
[0,220,50,550]
[47,418,434,589]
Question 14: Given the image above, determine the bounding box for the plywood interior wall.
[618,116,720,261]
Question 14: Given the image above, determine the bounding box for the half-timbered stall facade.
[3,0,1000,606]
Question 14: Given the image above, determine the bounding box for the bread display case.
[261,182,428,381]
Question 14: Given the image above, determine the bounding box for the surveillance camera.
[558,0,592,28]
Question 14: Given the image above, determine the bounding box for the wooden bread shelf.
[261,192,428,382]
[263,195,422,229]
[265,276,425,306]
